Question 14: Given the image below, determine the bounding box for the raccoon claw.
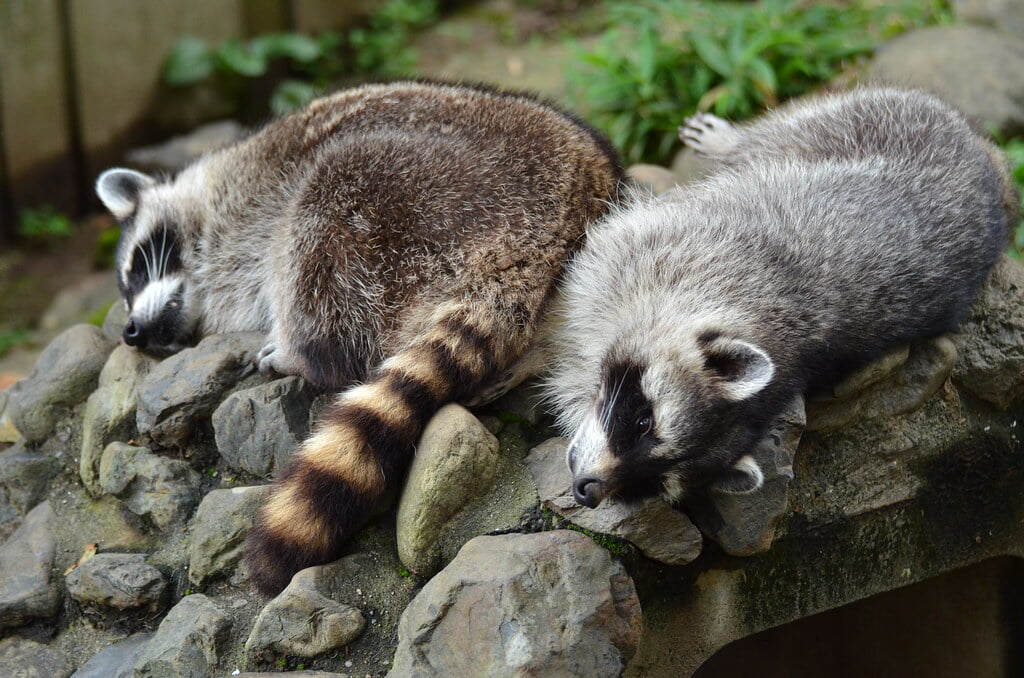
[680,113,739,159]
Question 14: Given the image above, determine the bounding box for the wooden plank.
[68,0,246,184]
[0,0,79,226]
[291,0,384,33]
[244,0,291,36]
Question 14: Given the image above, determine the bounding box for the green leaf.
[163,35,215,86]
[254,33,323,62]
[270,79,318,115]
[689,34,733,78]
[216,39,267,77]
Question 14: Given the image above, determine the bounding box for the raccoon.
[546,88,1015,509]
[96,80,623,594]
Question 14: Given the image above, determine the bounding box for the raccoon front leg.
[256,341,307,379]
[680,113,744,160]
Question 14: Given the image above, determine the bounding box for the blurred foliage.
[1001,137,1024,261]
[163,0,438,115]
[17,205,73,245]
[569,0,952,164]
[93,224,121,270]
[0,329,30,358]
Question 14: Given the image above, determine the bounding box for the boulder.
[389,531,642,678]
[627,164,682,196]
[130,594,231,678]
[952,0,1024,36]
[70,633,152,678]
[188,485,272,586]
[0,502,59,630]
[0,637,71,678]
[98,443,202,530]
[65,553,167,612]
[0,444,58,514]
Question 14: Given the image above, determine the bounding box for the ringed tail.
[244,302,509,596]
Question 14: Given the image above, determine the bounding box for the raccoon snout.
[572,476,607,508]
[123,319,146,348]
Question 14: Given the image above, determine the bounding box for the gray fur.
[547,88,1014,507]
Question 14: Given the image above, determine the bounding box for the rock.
[80,345,155,495]
[38,272,119,335]
[102,302,128,343]
[527,437,703,566]
[136,333,263,446]
[212,376,314,477]
[65,553,167,612]
[6,324,115,443]
[807,337,958,432]
[188,485,272,586]
[870,26,1024,137]
[0,637,71,678]
[98,442,202,530]
[396,404,501,575]
[0,444,58,514]
[831,345,910,399]
[670,146,716,184]
[70,633,153,678]
[389,531,642,678]
[952,0,1024,36]
[691,395,806,556]
[234,674,349,678]
[244,572,365,659]
[952,256,1024,409]
[125,120,246,172]
[627,164,681,195]
[0,502,59,630]
[130,594,231,678]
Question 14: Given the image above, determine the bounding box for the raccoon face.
[97,168,197,355]
[566,331,773,508]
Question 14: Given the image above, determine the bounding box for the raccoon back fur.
[96,81,623,594]
[546,88,1015,509]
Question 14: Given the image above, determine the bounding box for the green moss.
[563,523,631,557]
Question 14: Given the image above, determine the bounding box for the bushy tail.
[244,302,512,595]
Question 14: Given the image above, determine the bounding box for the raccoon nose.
[572,476,606,508]
[123,319,146,348]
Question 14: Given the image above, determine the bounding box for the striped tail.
[244,302,509,595]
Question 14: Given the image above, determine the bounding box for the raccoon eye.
[636,413,653,438]
[168,300,180,309]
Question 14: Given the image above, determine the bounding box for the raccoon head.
[566,330,773,508]
[96,168,198,355]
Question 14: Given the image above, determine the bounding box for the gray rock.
[807,337,958,432]
[38,272,119,335]
[0,637,71,678]
[396,404,501,575]
[627,164,682,195]
[125,120,246,172]
[234,674,349,678]
[871,25,1024,137]
[0,502,59,630]
[244,572,365,659]
[832,345,910,399]
[527,437,702,566]
[212,376,314,477]
[136,333,263,446]
[130,594,230,678]
[188,485,272,586]
[952,0,1024,36]
[692,395,806,556]
[98,443,202,530]
[952,256,1024,409]
[102,302,128,343]
[389,531,642,678]
[80,345,155,495]
[670,146,716,184]
[6,324,115,443]
[70,633,153,678]
[65,553,167,612]
[0,444,58,514]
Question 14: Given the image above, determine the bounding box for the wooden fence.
[0,0,382,242]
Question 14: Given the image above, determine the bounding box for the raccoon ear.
[96,168,155,221]
[699,334,775,401]
[711,454,764,494]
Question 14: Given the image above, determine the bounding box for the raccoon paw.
[257,343,304,378]
[679,113,740,158]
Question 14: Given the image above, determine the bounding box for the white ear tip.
[96,168,154,220]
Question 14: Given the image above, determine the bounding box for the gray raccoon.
[96,80,623,594]
[546,88,1015,509]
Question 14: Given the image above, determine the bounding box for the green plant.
[564,523,630,556]
[397,564,412,578]
[17,206,73,242]
[1001,137,1024,260]
[570,0,951,164]
[163,0,438,115]
[0,329,30,358]
[93,223,121,269]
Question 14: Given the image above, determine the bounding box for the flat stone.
[0,637,71,678]
[125,120,246,172]
[98,442,202,530]
[188,485,272,586]
[130,594,231,678]
[0,443,58,514]
[65,552,167,612]
[102,302,128,343]
[136,333,263,446]
[670,146,716,184]
[234,674,349,678]
[627,163,682,195]
[70,633,153,678]
[952,0,1024,36]
[244,573,365,659]
[6,324,115,443]
[212,376,314,477]
[38,272,119,335]
[871,26,1024,137]
[527,437,702,566]
[952,256,1024,409]
[396,403,501,575]
[0,502,59,630]
[80,344,155,495]
[389,531,642,678]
